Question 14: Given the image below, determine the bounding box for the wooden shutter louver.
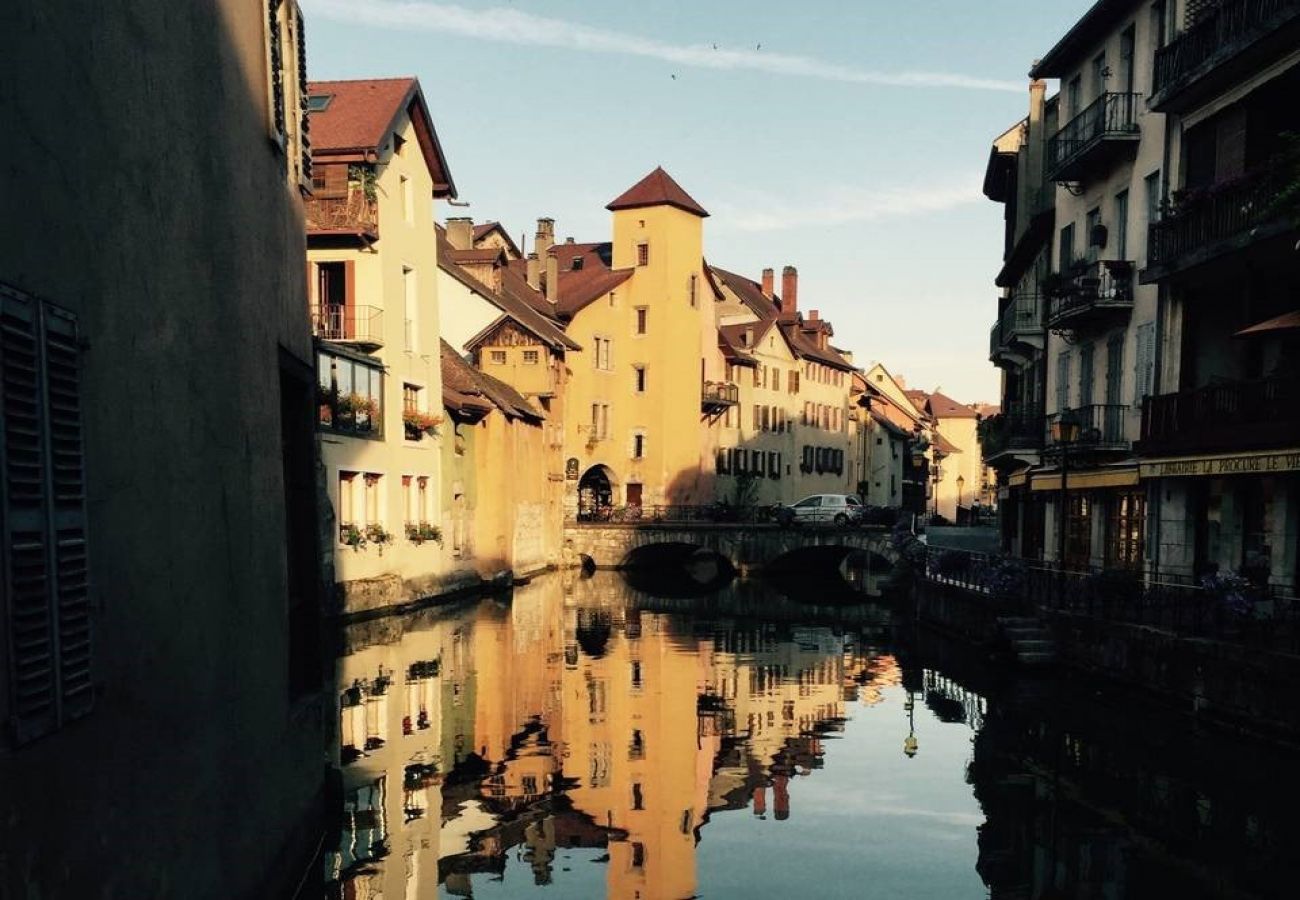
[1,286,92,744]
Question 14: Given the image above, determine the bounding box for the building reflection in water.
[324,572,902,899]
[325,571,1300,899]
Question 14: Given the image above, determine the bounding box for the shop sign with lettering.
[1140,450,1300,479]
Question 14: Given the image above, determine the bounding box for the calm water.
[324,571,1299,899]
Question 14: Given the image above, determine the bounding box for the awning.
[1234,310,1300,338]
[1140,448,1300,479]
[1031,467,1139,491]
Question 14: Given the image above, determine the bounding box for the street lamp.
[1051,410,1082,571]
[903,690,919,758]
[956,475,965,511]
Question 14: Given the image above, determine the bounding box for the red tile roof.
[606,166,709,218]
[471,222,521,257]
[440,340,543,422]
[436,226,578,352]
[556,267,634,318]
[307,77,456,197]
[711,266,779,321]
[927,391,981,420]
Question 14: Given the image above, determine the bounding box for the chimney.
[535,217,555,259]
[809,309,819,321]
[761,267,774,298]
[447,217,473,251]
[781,266,798,322]
[544,252,559,306]
[525,252,541,290]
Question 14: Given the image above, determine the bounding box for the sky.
[301,0,1093,405]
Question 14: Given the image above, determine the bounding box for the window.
[1145,170,1162,228]
[317,348,384,437]
[0,286,93,743]
[632,432,645,460]
[1108,491,1146,568]
[1114,190,1130,259]
[1090,52,1106,99]
[790,370,800,394]
[307,93,332,111]
[595,337,612,371]
[489,350,506,365]
[632,783,645,811]
[635,307,648,335]
[1152,1,1168,48]
[1067,74,1082,117]
[753,405,761,431]
[1056,352,1073,414]
[364,474,381,524]
[403,265,417,351]
[400,175,413,225]
[516,349,538,366]
[634,365,647,393]
[402,475,414,525]
[417,476,429,524]
[772,368,780,392]
[1059,223,1076,273]
[1079,342,1095,407]
[1085,207,1102,262]
[572,256,584,271]
[689,273,698,307]
[762,406,771,431]
[590,404,610,440]
[1119,25,1136,93]
[636,243,649,266]
[403,383,421,413]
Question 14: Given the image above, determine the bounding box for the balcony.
[1150,0,1300,112]
[982,404,1047,467]
[989,292,1045,367]
[1143,163,1296,282]
[305,189,379,240]
[1045,93,1142,183]
[1049,404,1131,452]
[311,304,384,352]
[1045,260,1135,331]
[1139,375,1300,456]
[702,381,739,413]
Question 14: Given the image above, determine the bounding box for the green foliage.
[730,471,760,509]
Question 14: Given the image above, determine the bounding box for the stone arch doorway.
[578,464,618,521]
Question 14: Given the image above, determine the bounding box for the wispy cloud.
[713,178,982,232]
[303,0,1021,93]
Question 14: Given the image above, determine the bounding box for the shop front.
[1141,449,1300,593]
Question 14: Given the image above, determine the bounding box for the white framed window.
[489,350,507,365]
[522,349,540,365]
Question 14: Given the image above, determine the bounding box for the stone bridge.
[562,522,898,576]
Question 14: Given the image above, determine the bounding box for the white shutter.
[1134,322,1155,404]
[0,285,92,743]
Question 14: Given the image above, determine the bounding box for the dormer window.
[743,328,753,348]
[572,257,584,271]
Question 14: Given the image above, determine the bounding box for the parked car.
[776,494,864,527]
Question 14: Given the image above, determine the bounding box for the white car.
[780,494,864,527]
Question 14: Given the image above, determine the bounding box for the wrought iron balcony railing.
[1151,0,1300,111]
[311,304,384,350]
[1145,162,1296,280]
[702,381,739,410]
[1048,404,1131,450]
[305,189,379,238]
[1046,92,1142,182]
[982,404,1047,462]
[1140,375,1300,455]
[1045,260,1135,330]
[989,291,1044,365]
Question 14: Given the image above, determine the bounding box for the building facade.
[304,77,460,611]
[1137,0,1300,589]
[0,1,326,894]
[984,0,1300,589]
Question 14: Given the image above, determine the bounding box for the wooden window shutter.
[0,285,92,744]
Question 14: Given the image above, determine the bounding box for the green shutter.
[0,285,92,743]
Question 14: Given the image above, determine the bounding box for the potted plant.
[1200,571,1258,617]
[340,523,365,551]
[403,410,443,441]
[406,522,443,545]
[364,523,394,555]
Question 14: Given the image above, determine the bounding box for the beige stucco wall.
[933,417,983,521]
[564,204,719,507]
[309,111,453,607]
[0,1,325,894]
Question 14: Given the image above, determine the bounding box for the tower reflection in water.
[324,571,901,899]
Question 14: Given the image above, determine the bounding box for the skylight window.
[306,94,333,112]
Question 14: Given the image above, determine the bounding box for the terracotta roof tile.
[471,222,521,257]
[440,340,543,422]
[927,391,981,419]
[606,166,709,218]
[710,266,779,321]
[307,77,456,197]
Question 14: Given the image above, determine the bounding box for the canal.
[324,571,1299,899]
